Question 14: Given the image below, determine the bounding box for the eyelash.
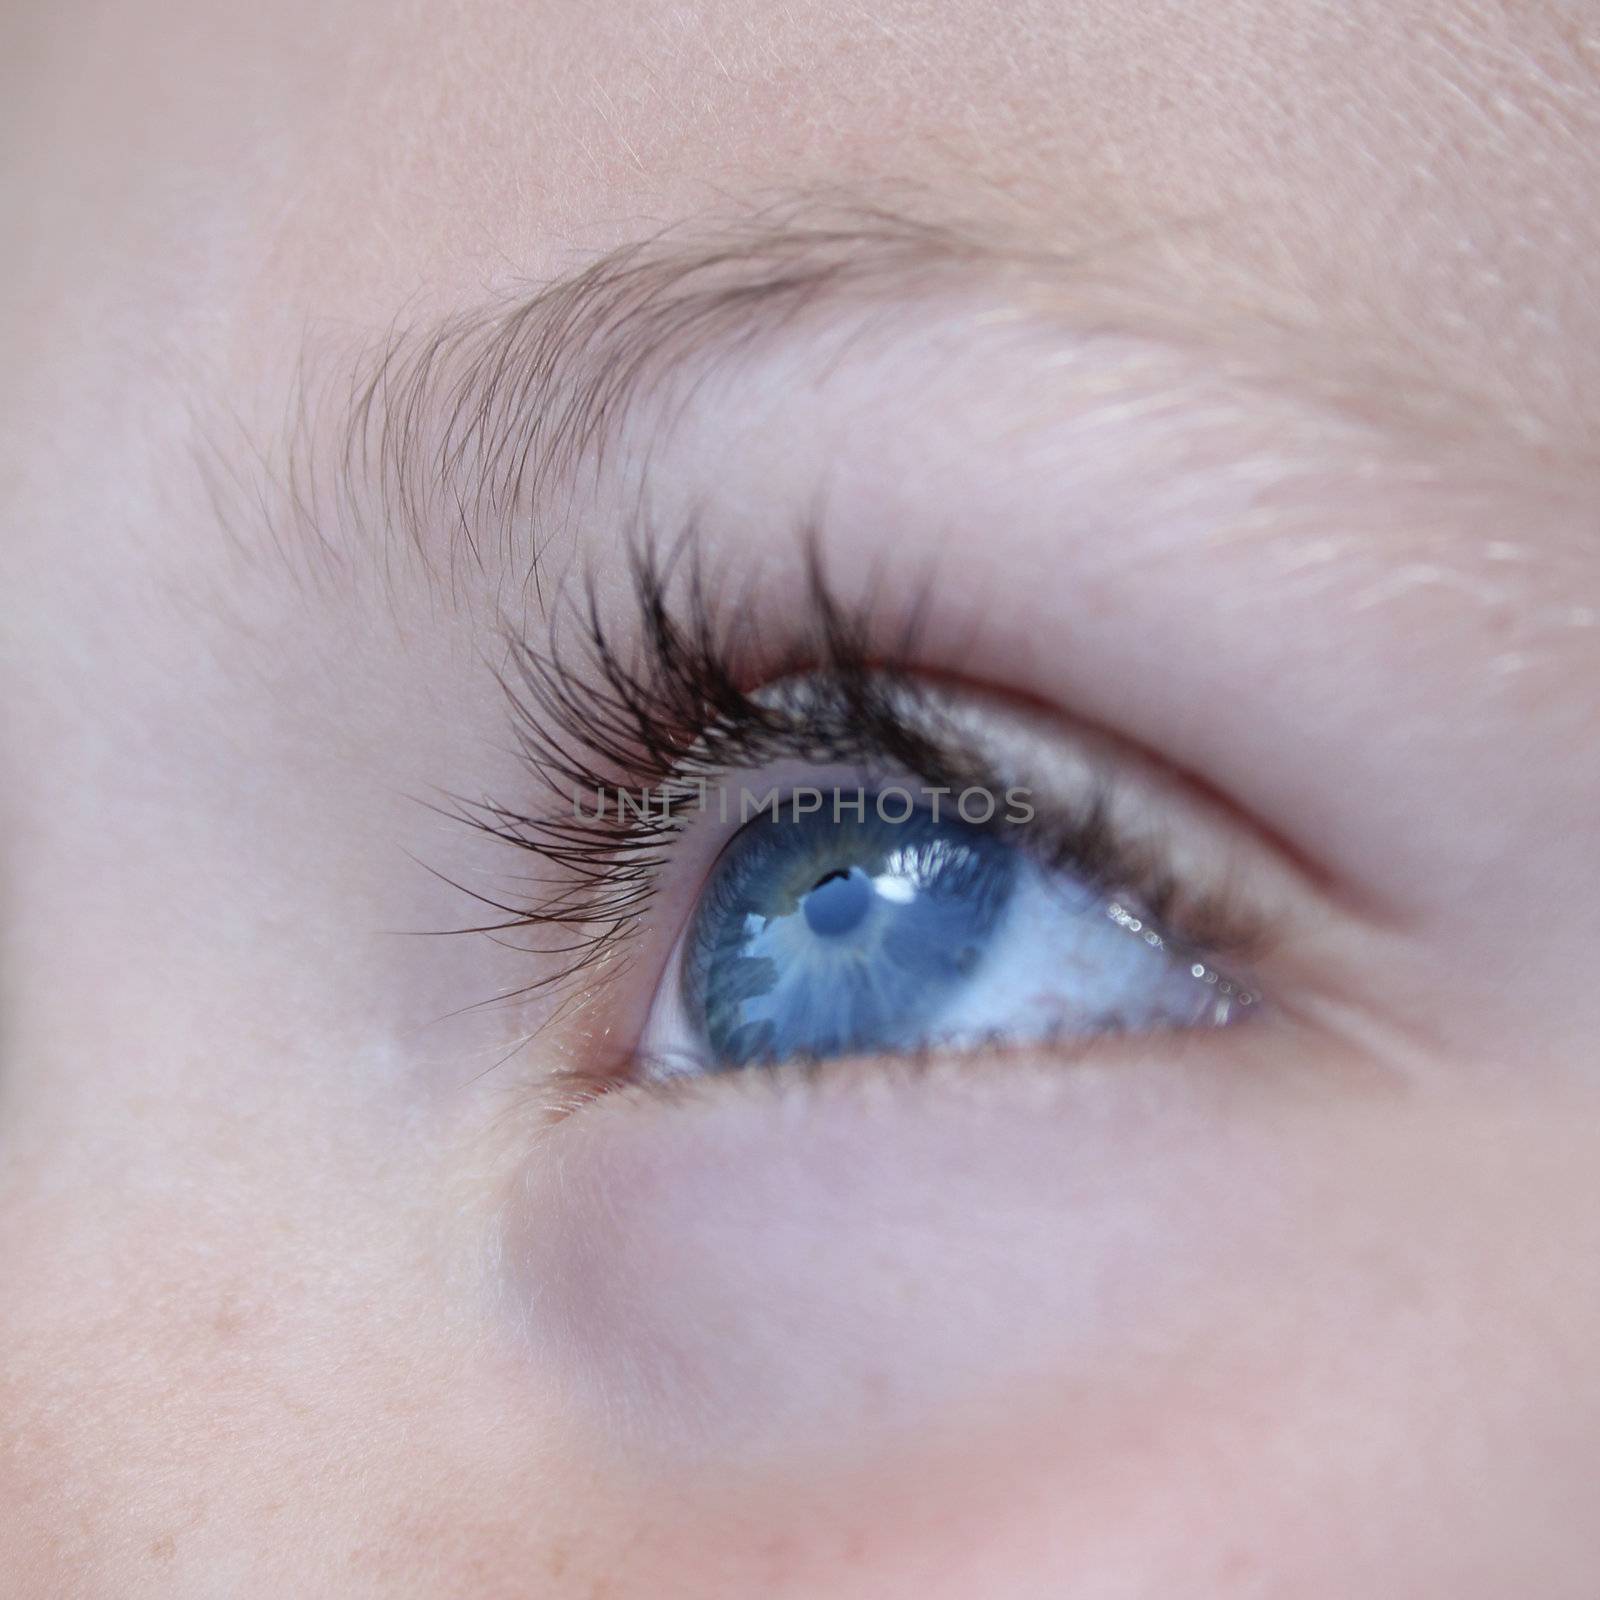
[444,529,1266,1072]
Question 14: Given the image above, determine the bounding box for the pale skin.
[4,1,1600,1595]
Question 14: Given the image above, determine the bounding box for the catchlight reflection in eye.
[639,792,1254,1078]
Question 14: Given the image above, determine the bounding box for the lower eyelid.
[503,1022,1393,1468]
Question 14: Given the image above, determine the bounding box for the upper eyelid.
[455,550,1280,999]
[192,200,1597,960]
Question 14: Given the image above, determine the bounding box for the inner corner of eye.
[629,775,1257,1086]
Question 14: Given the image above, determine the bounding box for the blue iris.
[682,799,1017,1069]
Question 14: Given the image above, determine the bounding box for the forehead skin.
[4,2,1600,1598]
[8,0,1600,438]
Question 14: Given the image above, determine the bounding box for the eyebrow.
[200,195,1511,611]
[207,201,1054,597]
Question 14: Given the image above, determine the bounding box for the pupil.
[801,865,873,937]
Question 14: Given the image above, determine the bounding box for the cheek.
[505,1056,1600,1593]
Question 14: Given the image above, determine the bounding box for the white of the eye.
[913,861,1239,1046]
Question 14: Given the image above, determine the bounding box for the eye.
[458,537,1280,1094]
[638,787,1254,1078]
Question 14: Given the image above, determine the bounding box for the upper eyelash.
[444,531,940,978]
[442,527,1265,1005]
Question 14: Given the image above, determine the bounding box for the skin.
[4,0,1600,1594]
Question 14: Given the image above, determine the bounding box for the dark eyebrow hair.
[201,199,1047,598]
